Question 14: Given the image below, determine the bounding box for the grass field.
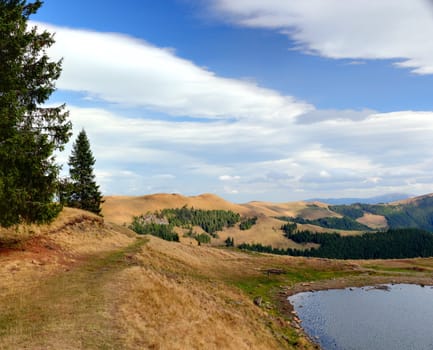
[2,206,433,349]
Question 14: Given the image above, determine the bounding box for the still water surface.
[288,284,433,350]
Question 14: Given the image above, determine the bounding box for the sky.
[31,0,433,202]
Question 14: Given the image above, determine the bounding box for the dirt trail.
[0,235,146,350]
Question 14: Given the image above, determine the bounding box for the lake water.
[288,284,433,350]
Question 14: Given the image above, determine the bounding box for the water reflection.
[288,284,433,350]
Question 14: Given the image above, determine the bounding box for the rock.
[253,296,263,307]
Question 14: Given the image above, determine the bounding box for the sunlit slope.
[102,192,433,241]
[102,193,251,225]
[102,194,372,238]
[3,205,433,349]
[242,200,339,219]
[102,194,338,247]
[0,208,313,349]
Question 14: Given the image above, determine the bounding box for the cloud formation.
[62,105,433,201]
[35,18,433,201]
[34,21,310,121]
[209,0,433,74]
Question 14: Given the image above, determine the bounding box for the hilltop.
[103,193,251,225]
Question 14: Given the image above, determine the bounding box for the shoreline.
[278,275,433,349]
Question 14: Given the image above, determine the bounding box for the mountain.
[306,193,412,205]
[329,193,433,232]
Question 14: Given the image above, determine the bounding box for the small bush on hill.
[195,233,211,244]
[239,216,258,230]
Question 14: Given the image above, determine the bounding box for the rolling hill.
[102,192,433,251]
[103,193,251,226]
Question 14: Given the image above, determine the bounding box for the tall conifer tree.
[68,129,103,215]
[0,0,72,226]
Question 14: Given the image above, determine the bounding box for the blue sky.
[32,0,433,202]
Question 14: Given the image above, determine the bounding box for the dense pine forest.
[239,228,433,259]
[277,215,372,231]
[160,207,241,237]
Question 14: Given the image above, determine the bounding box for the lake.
[288,284,433,350]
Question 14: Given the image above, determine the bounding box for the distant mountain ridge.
[306,193,412,205]
[329,193,433,232]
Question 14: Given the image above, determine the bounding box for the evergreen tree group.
[0,0,72,226]
[240,228,433,260]
[160,207,241,237]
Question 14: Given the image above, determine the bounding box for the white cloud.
[37,17,433,201]
[33,21,311,121]
[223,186,239,194]
[319,170,330,178]
[219,175,241,181]
[209,0,433,74]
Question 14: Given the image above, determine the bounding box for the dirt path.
[0,238,146,350]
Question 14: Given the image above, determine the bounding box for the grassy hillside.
[2,208,433,349]
[102,193,251,226]
[102,195,370,249]
[102,193,433,254]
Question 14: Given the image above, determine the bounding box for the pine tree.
[0,1,72,227]
[68,129,103,215]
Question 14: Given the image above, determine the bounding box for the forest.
[129,207,253,242]
[277,215,371,231]
[160,207,241,237]
[239,228,433,259]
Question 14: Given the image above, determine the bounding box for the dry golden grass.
[215,216,314,249]
[242,201,309,217]
[0,209,313,349]
[242,200,339,220]
[0,208,139,350]
[102,193,250,225]
[0,208,133,303]
[110,235,285,350]
[356,213,388,230]
[3,207,433,349]
[102,193,337,227]
[102,193,369,250]
[112,267,280,350]
[297,204,341,220]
